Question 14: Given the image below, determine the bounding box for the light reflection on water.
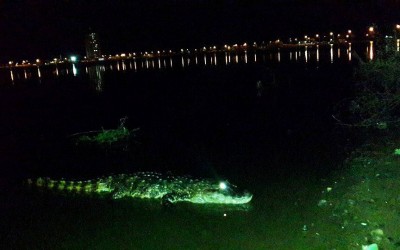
[10,69,14,82]
[368,41,374,60]
[304,47,308,63]
[348,49,352,61]
[2,43,377,83]
[88,65,104,92]
[72,64,77,76]
[277,50,281,62]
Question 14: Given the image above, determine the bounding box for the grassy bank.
[305,131,400,249]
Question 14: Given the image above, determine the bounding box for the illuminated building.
[85,32,102,59]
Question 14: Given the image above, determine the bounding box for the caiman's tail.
[26,177,111,194]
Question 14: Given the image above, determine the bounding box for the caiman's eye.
[219,182,227,190]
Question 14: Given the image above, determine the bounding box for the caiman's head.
[190,181,253,204]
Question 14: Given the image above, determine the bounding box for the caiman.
[27,172,253,205]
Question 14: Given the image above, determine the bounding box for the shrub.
[337,44,400,129]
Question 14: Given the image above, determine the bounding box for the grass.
[306,132,400,249]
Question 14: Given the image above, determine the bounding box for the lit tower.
[85,32,102,59]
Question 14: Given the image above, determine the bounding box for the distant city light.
[3,22,397,73]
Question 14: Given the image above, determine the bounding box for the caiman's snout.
[232,190,253,204]
[243,191,253,203]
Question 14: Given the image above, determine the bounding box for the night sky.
[0,0,399,61]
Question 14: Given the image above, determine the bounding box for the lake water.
[0,45,368,249]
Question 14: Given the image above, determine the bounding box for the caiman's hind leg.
[161,191,190,206]
[161,192,178,206]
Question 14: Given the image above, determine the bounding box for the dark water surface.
[0,50,358,249]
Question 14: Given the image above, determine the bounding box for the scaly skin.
[27,172,253,205]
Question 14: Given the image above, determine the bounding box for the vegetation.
[336,42,400,129]
[72,117,139,148]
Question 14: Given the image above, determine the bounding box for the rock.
[362,243,378,250]
[370,229,384,243]
[318,199,328,207]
